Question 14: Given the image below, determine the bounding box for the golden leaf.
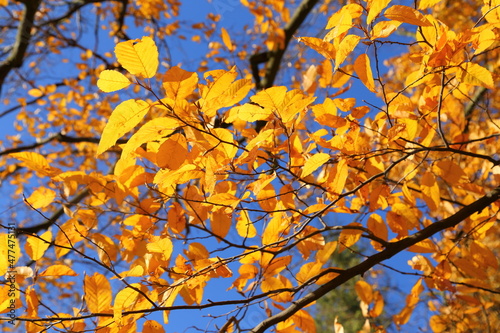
[84,272,112,313]
[9,152,61,177]
[367,0,392,25]
[354,54,376,92]
[97,70,131,92]
[39,264,78,277]
[301,153,330,178]
[221,27,234,51]
[355,280,373,304]
[114,36,159,78]
[26,230,52,261]
[384,5,432,26]
[162,66,198,100]
[335,35,360,70]
[97,99,150,155]
[25,187,56,209]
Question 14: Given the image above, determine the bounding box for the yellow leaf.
[97,70,131,92]
[418,0,443,10]
[335,35,360,70]
[355,280,373,304]
[199,69,239,117]
[473,28,496,55]
[338,223,363,252]
[28,88,44,97]
[84,272,112,313]
[328,159,348,195]
[458,62,494,89]
[114,36,159,78]
[324,8,354,42]
[292,309,317,333]
[97,99,150,155]
[301,153,330,178]
[370,20,401,39]
[367,0,392,25]
[121,117,182,159]
[26,230,52,261]
[147,238,173,261]
[113,284,142,324]
[384,5,432,26]
[354,54,376,92]
[408,239,437,253]
[9,152,61,177]
[163,66,198,100]
[420,172,440,211]
[236,210,257,238]
[221,27,234,51]
[39,264,78,277]
[25,187,56,209]
[234,103,272,122]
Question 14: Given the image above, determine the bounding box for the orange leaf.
[162,66,198,100]
[84,272,112,313]
[26,230,52,261]
[39,264,78,277]
[143,320,166,333]
[384,5,432,26]
[328,159,348,195]
[355,280,373,304]
[354,54,376,92]
[221,27,234,51]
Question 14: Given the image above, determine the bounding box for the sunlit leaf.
[354,54,376,92]
[97,70,131,92]
[114,36,159,78]
[84,272,112,313]
[97,99,150,155]
[39,264,78,277]
[26,230,52,261]
[301,153,330,178]
[384,5,432,26]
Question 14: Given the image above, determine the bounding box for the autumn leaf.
[84,272,112,313]
[457,62,494,89]
[301,153,330,178]
[114,36,159,78]
[39,264,78,277]
[97,99,150,155]
[26,230,52,261]
[221,27,234,51]
[97,70,131,92]
[354,54,376,92]
[8,152,61,177]
[384,5,432,26]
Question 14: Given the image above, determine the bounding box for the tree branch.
[0,0,42,94]
[249,186,500,333]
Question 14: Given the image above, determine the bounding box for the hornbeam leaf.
[384,5,432,26]
[97,70,131,92]
[97,99,150,155]
[114,36,159,78]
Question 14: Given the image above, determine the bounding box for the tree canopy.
[0,0,499,332]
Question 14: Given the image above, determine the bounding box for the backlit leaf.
[97,99,150,155]
[221,27,234,51]
[355,280,373,304]
[97,70,131,92]
[301,153,330,178]
[9,152,61,177]
[335,35,360,70]
[25,187,56,209]
[84,272,112,313]
[367,0,392,25]
[354,54,376,92]
[26,230,52,261]
[458,62,494,89]
[39,264,78,277]
[114,36,159,78]
[384,5,432,26]
[162,66,198,100]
